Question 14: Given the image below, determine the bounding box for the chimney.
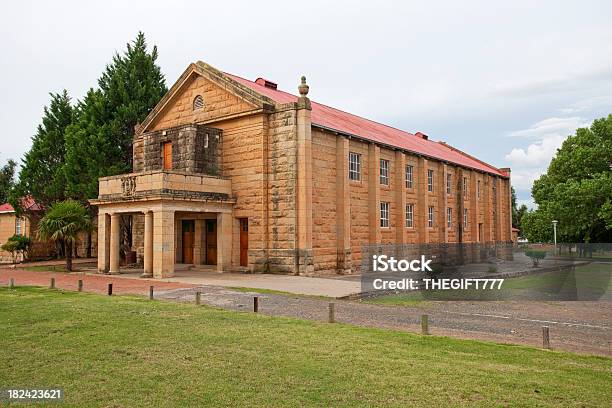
[415,132,429,140]
[255,77,277,90]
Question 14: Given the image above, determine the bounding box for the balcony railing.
[94,170,232,203]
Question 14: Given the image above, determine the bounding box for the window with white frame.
[477,180,481,199]
[405,203,414,228]
[447,208,452,228]
[463,177,468,198]
[380,159,389,185]
[380,202,390,227]
[405,165,413,188]
[446,173,452,194]
[463,208,468,228]
[349,152,361,181]
[428,206,434,228]
[15,218,22,235]
[427,169,434,192]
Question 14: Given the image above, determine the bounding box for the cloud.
[504,115,593,197]
[510,167,546,191]
[491,66,612,98]
[517,198,536,210]
[505,134,566,167]
[558,95,612,114]
[506,116,589,139]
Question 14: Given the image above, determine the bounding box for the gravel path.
[156,285,612,357]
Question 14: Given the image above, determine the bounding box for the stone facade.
[311,129,513,273]
[92,61,512,278]
[133,124,222,175]
[0,210,57,263]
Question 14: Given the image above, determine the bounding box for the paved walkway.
[119,270,362,297]
[1,267,610,356]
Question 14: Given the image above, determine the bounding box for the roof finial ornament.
[298,76,309,97]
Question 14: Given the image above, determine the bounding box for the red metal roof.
[0,203,14,213]
[0,197,42,213]
[226,73,508,178]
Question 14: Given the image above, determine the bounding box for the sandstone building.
[0,199,54,263]
[91,61,512,278]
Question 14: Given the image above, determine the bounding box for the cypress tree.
[10,90,73,211]
[65,31,167,200]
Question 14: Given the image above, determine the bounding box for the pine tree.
[0,158,17,204]
[64,32,167,200]
[10,90,73,211]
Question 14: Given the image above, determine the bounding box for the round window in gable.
[193,95,204,110]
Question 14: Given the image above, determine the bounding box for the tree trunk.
[86,231,92,258]
[66,243,73,271]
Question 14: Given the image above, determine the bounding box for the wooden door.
[239,218,248,267]
[205,220,217,265]
[162,141,172,170]
[182,220,194,264]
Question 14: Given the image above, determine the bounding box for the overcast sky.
[2,0,611,207]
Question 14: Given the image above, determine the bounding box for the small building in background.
[512,227,520,244]
[0,199,53,263]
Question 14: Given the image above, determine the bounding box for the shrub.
[525,248,547,267]
[1,234,32,263]
[487,265,498,273]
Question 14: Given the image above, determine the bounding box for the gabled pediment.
[138,61,276,134]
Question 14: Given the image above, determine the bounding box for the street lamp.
[552,220,558,247]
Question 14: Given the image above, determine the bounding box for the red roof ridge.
[437,141,508,176]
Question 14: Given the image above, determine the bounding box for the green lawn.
[366,263,612,305]
[1,288,610,407]
[23,265,71,273]
[228,286,333,300]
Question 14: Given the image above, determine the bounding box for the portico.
[91,170,235,278]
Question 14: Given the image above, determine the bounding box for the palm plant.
[38,200,93,271]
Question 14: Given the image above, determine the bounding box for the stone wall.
[133,124,221,175]
[312,130,337,273]
[311,128,513,274]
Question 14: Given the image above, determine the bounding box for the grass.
[365,263,612,305]
[1,288,611,407]
[228,286,333,300]
[23,265,72,273]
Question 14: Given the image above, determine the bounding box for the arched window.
[193,95,204,110]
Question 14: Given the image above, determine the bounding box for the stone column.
[194,219,204,265]
[500,168,513,242]
[439,162,448,243]
[142,211,153,278]
[470,171,479,242]
[109,213,121,275]
[336,136,352,274]
[416,157,429,243]
[153,209,175,278]
[217,212,232,272]
[368,143,381,245]
[395,151,407,246]
[494,176,502,242]
[296,76,314,275]
[97,213,110,273]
